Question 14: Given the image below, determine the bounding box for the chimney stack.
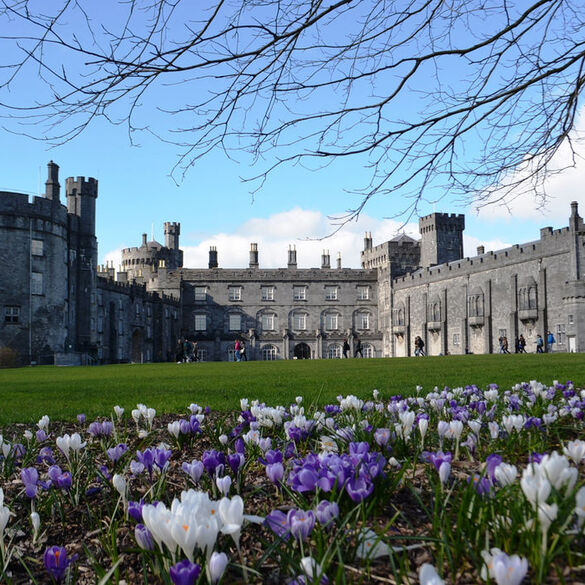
[208,246,218,269]
[249,243,259,268]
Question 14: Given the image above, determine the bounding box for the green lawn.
[1,353,584,424]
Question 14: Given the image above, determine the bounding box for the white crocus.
[167,421,181,439]
[418,418,429,443]
[494,463,518,487]
[114,405,124,421]
[520,466,551,508]
[31,511,40,543]
[563,440,585,465]
[538,502,558,535]
[492,553,528,585]
[219,495,244,551]
[574,486,585,528]
[37,415,50,431]
[419,563,445,585]
[216,475,232,497]
[208,551,228,584]
[171,517,198,562]
[219,434,228,445]
[112,474,127,500]
[356,528,391,559]
[488,421,500,439]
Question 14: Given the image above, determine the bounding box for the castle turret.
[164,222,180,250]
[66,174,98,237]
[419,212,464,268]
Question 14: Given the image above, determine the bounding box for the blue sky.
[1,3,584,270]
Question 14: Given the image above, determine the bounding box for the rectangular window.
[325,313,338,330]
[262,313,275,331]
[325,286,338,300]
[97,316,104,333]
[453,333,461,345]
[556,324,566,344]
[31,239,44,256]
[569,314,574,325]
[293,286,307,301]
[294,313,307,330]
[147,325,152,338]
[229,287,242,301]
[357,286,369,300]
[195,314,207,331]
[261,286,274,301]
[359,313,370,330]
[229,314,241,331]
[4,306,19,323]
[135,304,141,317]
[194,287,207,301]
[31,272,43,295]
[147,305,152,317]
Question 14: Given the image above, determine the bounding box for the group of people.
[342,338,363,358]
[414,336,426,356]
[535,331,556,353]
[234,339,247,362]
[176,337,198,363]
[500,332,556,354]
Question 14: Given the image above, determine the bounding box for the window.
[97,316,104,333]
[146,325,152,338]
[362,343,374,358]
[197,348,208,362]
[31,239,43,256]
[135,304,141,318]
[358,312,370,330]
[229,287,242,301]
[262,345,277,360]
[261,286,274,301]
[147,306,152,317]
[327,344,342,359]
[31,272,43,295]
[262,313,275,331]
[357,286,369,300]
[556,324,566,345]
[325,286,338,300]
[569,314,574,325]
[194,287,207,301]
[453,333,461,345]
[325,313,339,330]
[294,312,307,330]
[227,347,236,362]
[293,286,307,301]
[195,314,207,331]
[229,314,241,331]
[4,306,19,323]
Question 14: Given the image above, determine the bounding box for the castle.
[1,162,584,365]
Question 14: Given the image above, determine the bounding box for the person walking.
[518,335,527,353]
[342,339,350,359]
[354,337,363,358]
[546,330,556,353]
[501,336,510,354]
[535,334,544,353]
[234,339,241,362]
[240,341,247,361]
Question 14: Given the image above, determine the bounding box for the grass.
[1,353,585,424]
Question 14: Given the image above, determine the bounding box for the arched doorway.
[294,342,311,359]
[131,330,143,363]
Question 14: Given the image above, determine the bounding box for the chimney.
[336,252,342,269]
[363,231,372,251]
[249,243,259,268]
[142,233,148,246]
[44,160,60,204]
[321,249,330,269]
[209,246,218,269]
[288,244,297,269]
[477,245,485,255]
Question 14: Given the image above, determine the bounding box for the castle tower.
[66,175,98,237]
[419,213,465,268]
[164,222,180,250]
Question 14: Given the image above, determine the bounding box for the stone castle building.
[1,162,584,365]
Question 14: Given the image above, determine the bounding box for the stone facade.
[2,162,584,365]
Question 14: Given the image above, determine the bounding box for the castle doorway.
[131,330,143,363]
[294,342,311,359]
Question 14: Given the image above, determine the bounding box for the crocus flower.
[77,414,86,425]
[356,528,391,559]
[44,546,76,582]
[107,443,128,463]
[287,509,315,541]
[169,559,202,585]
[346,474,374,503]
[182,460,204,483]
[265,510,290,540]
[315,500,339,528]
[216,475,232,496]
[208,551,228,584]
[128,499,146,522]
[419,563,445,585]
[492,553,528,585]
[266,462,284,485]
[134,524,154,550]
[21,467,39,498]
[219,495,244,550]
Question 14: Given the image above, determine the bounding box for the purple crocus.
[36,429,49,443]
[135,524,154,550]
[170,559,202,585]
[228,452,245,475]
[48,466,72,491]
[485,454,503,483]
[182,459,204,483]
[77,414,86,425]
[266,462,284,485]
[345,474,374,503]
[265,509,291,540]
[202,449,226,477]
[469,473,492,497]
[44,546,76,582]
[315,500,339,528]
[128,499,146,522]
[107,443,128,463]
[21,467,39,499]
[287,509,316,541]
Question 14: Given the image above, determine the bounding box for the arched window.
[428,297,441,322]
[355,310,372,330]
[362,343,374,358]
[262,345,277,361]
[327,344,342,359]
[518,277,538,310]
[468,287,484,317]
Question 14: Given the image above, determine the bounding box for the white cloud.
[463,234,511,257]
[477,108,585,222]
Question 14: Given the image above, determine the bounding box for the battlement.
[0,190,68,224]
[419,212,465,231]
[65,176,98,198]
